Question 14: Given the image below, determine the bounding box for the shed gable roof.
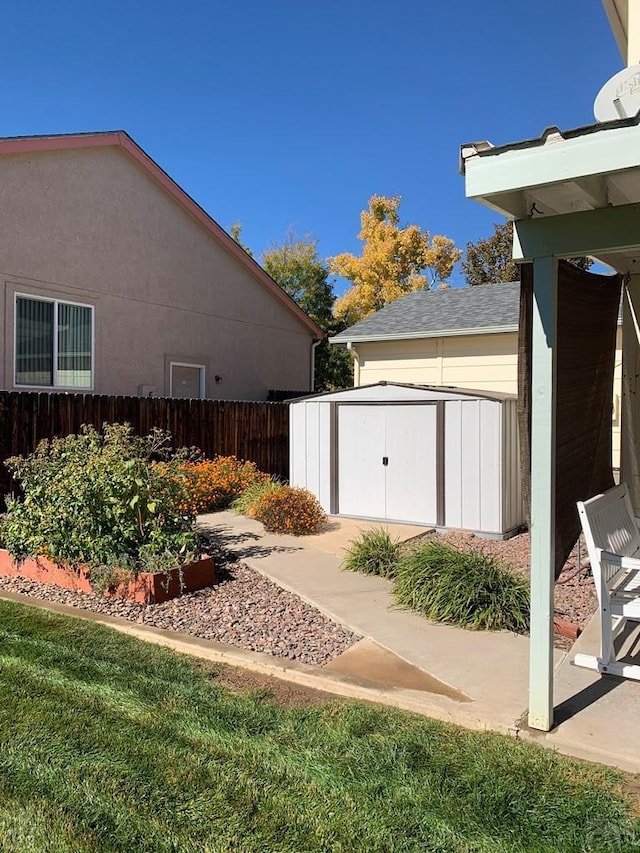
[331,282,520,344]
[289,381,516,403]
[0,131,323,339]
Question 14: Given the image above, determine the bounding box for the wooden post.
[528,255,558,732]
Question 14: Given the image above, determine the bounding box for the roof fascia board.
[465,122,640,201]
[329,325,519,345]
[513,202,640,260]
[0,132,123,154]
[0,132,324,340]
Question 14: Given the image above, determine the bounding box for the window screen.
[15,296,93,389]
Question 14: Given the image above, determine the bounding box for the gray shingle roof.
[330,282,520,343]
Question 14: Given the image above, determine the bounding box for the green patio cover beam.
[514,203,640,261]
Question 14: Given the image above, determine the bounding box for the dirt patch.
[202,661,347,709]
[623,777,640,818]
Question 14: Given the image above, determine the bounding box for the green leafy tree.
[329,195,461,324]
[462,221,592,286]
[461,222,517,286]
[262,234,353,391]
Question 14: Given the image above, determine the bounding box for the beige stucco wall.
[0,146,314,400]
[353,328,623,469]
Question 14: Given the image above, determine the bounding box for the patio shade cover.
[518,261,622,579]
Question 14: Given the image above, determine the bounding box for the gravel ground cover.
[0,521,597,661]
[0,559,361,667]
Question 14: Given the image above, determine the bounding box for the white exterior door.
[384,405,438,523]
[170,363,204,399]
[337,405,386,518]
[337,404,440,524]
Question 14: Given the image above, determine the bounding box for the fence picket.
[0,392,289,506]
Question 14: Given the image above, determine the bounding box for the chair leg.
[600,600,616,666]
[575,611,640,678]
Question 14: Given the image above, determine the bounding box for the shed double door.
[337,403,440,524]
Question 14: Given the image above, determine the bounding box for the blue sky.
[3,1,622,291]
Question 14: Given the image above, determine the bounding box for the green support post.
[528,255,558,732]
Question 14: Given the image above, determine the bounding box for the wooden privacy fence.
[0,392,290,502]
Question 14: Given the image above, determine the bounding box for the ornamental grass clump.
[341,527,401,579]
[393,540,530,632]
[230,477,284,517]
[181,456,270,513]
[251,486,327,535]
[0,423,198,586]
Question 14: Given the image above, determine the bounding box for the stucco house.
[330,282,623,467]
[0,131,323,401]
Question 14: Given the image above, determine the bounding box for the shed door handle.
[382,456,388,466]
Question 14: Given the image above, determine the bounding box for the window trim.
[14,292,95,391]
[169,361,206,399]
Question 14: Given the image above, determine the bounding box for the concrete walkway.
[200,512,640,773]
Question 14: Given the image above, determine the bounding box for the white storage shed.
[289,382,523,539]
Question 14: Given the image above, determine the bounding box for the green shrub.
[230,478,284,516]
[0,423,198,583]
[342,527,401,579]
[393,540,530,632]
[251,486,327,535]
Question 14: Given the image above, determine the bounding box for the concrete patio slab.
[200,512,544,735]
[200,511,640,772]
[524,612,640,773]
[296,517,432,558]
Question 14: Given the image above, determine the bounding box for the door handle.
[382,456,388,466]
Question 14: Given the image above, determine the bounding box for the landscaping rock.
[0,561,360,667]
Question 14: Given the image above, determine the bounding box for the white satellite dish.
[594,64,640,122]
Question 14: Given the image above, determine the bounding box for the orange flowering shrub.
[181,456,269,513]
[251,486,327,535]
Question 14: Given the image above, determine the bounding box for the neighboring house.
[330,283,623,467]
[0,132,323,401]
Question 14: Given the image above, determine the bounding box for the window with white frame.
[15,295,93,389]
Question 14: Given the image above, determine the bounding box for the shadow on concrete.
[553,674,625,726]
[198,523,300,562]
[551,619,640,727]
[320,519,343,533]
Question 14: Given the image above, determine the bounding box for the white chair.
[575,482,640,678]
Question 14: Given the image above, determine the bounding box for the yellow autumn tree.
[330,195,461,325]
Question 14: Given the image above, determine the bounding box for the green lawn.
[0,600,638,853]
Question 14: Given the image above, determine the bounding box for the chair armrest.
[599,550,640,571]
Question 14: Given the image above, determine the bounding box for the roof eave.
[460,116,640,220]
[329,325,519,345]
